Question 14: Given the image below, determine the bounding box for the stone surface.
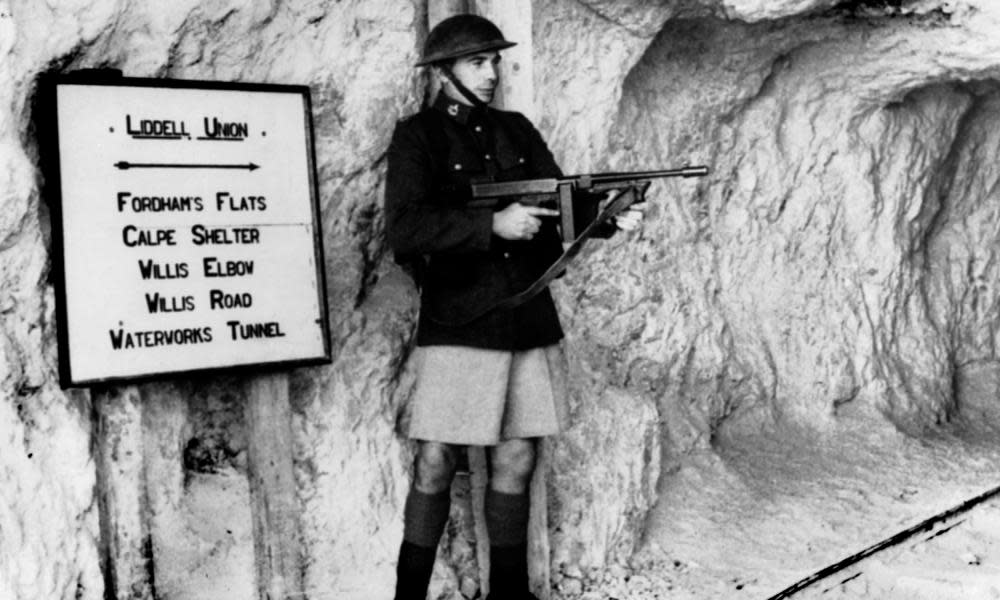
[596,1,1000,436]
[545,1,1000,596]
[4,1,1000,600]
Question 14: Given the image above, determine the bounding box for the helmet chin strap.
[440,64,489,109]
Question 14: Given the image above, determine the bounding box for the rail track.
[764,483,1000,599]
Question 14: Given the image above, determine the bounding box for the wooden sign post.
[93,386,155,600]
[246,374,302,600]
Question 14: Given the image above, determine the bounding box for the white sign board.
[52,77,330,386]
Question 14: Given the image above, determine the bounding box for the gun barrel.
[585,166,709,183]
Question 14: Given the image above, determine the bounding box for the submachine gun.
[439,165,709,327]
[468,165,710,243]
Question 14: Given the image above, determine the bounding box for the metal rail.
[765,482,1000,599]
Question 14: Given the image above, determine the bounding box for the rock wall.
[2,1,422,599]
[595,1,1000,442]
[542,0,1000,595]
[4,1,1000,599]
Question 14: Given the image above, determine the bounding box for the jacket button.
[453,163,462,170]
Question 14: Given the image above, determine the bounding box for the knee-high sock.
[394,489,451,600]
[485,489,530,595]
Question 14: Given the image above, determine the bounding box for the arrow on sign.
[114,161,260,171]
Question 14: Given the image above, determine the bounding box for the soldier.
[385,14,640,600]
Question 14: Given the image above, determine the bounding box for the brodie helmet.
[416,14,516,67]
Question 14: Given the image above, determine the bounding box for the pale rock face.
[714,0,841,20]
[534,0,669,171]
[4,1,1000,600]
[542,3,1000,593]
[596,3,1000,432]
[547,378,661,574]
[3,1,422,598]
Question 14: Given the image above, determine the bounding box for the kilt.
[407,344,569,445]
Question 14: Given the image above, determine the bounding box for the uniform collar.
[433,93,485,125]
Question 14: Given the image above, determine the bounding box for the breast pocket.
[494,153,530,182]
[443,148,485,192]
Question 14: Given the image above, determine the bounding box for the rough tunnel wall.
[924,87,1000,427]
[1,1,421,599]
[598,5,1000,445]
[530,0,676,580]
[3,2,116,598]
[536,0,1000,593]
[532,0,675,171]
[6,1,1000,600]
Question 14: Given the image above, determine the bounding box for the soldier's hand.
[492,203,559,240]
[614,203,646,232]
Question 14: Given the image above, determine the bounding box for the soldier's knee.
[491,439,537,480]
[414,442,460,493]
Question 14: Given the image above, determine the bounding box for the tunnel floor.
[615,401,1000,600]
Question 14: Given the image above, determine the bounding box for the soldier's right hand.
[492,203,559,241]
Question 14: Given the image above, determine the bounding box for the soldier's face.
[442,51,500,105]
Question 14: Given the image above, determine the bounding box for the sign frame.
[44,72,332,388]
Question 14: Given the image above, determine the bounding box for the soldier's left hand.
[614,203,646,232]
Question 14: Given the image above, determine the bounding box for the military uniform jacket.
[385,94,565,350]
